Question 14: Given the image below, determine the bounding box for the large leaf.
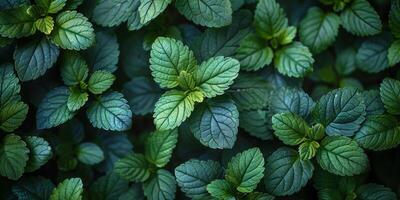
[86,31,119,72]
[87,92,132,131]
[93,0,136,27]
[138,0,171,24]
[189,98,239,149]
[272,112,308,146]
[316,136,369,176]
[12,176,55,200]
[225,147,265,193]
[274,42,314,78]
[312,87,366,136]
[0,134,29,180]
[235,34,273,71]
[194,56,240,98]
[36,87,75,129]
[143,169,176,200]
[340,0,382,36]
[14,37,60,81]
[299,7,340,53]
[60,52,88,86]
[150,37,197,88]
[354,115,400,151]
[0,5,36,38]
[114,153,151,182]
[67,87,88,111]
[50,178,83,200]
[356,38,389,73]
[270,87,315,118]
[145,129,178,167]
[0,101,28,132]
[50,11,95,50]
[24,136,52,172]
[175,159,222,199]
[264,147,314,196]
[254,0,288,38]
[175,0,232,28]
[127,0,143,30]
[380,78,400,115]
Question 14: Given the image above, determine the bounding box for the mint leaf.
[270,87,315,118]
[114,153,151,182]
[36,0,66,14]
[89,173,129,200]
[272,112,308,146]
[0,5,36,38]
[67,87,88,111]
[175,159,222,199]
[24,136,52,172]
[143,169,176,200]
[274,42,314,78]
[254,0,288,38]
[139,0,171,24]
[363,90,385,116]
[316,136,369,176]
[175,0,232,28]
[299,140,320,160]
[127,0,143,30]
[50,178,83,200]
[264,147,314,196]
[76,142,104,165]
[50,11,95,50]
[86,31,119,72]
[225,147,265,193]
[388,40,400,66]
[356,38,389,73]
[356,183,397,200]
[0,64,21,105]
[93,0,136,27]
[235,34,273,71]
[207,179,236,200]
[12,177,55,200]
[0,134,29,180]
[87,92,132,131]
[189,98,239,149]
[299,7,340,53]
[60,52,89,86]
[35,16,54,35]
[88,70,116,95]
[0,101,28,132]
[239,109,274,140]
[380,78,400,115]
[145,129,178,167]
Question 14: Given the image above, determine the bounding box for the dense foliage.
[0,0,400,199]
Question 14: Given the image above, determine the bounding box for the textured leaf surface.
[270,87,315,118]
[138,0,171,24]
[264,147,314,196]
[207,179,236,200]
[93,0,136,27]
[0,101,28,132]
[274,42,314,78]
[0,134,29,180]
[89,173,129,200]
[389,0,400,38]
[0,6,36,38]
[272,112,308,146]
[0,64,20,105]
[115,153,150,182]
[316,136,369,176]
[60,52,88,86]
[88,70,116,94]
[86,31,119,72]
[254,0,288,38]
[50,178,83,200]
[388,40,400,66]
[24,136,52,172]
[145,129,178,167]
[12,176,54,200]
[235,34,273,71]
[143,169,176,200]
[67,88,88,112]
[356,38,389,73]
[380,78,400,115]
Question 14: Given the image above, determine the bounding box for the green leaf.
[50,178,83,200]
[207,179,236,200]
[356,38,389,73]
[356,183,397,200]
[60,52,89,86]
[309,123,325,141]
[389,0,400,38]
[36,87,75,129]
[264,147,314,196]
[0,5,36,38]
[0,101,28,132]
[138,0,171,24]
[239,109,274,140]
[335,48,357,76]
[388,40,400,66]
[93,0,136,27]
[150,37,197,88]
[340,0,382,36]
[145,129,178,167]
[96,134,133,172]
[36,0,67,14]
[35,16,54,35]
[88,70,116,95]
[127,0,143,31]
[235,34,273,71]
[86,31,119,72]
[143,169,176,200]
[225,147,265,193]
[254,0,288,38]
[380,78,400,115]
[175,0,232,28]
[50,11,95,50]
[189,98,239,149]
[0,0,29,10]
[194,56,240,98]
[154,90,196,130]
[246,192,275,200]
[12,176,55,200]
[114,153,151,182]
[0,64,21,105]
[316,136,369,176]
[14,37,60,81]
[274,42,314,78]
[24,136,52,172]
[299,7,340,53]
[272,112,308,146]
[354,114,400,151]
[67,87,88,111]
[312,87,366,136]
[77,142,104,165]
[363,90,385,116]
[276,26,297,46]
[298,140,320,160]
[0,134,29,180]
[227,73,270,111]
[177,71,196,90]
[87,92,132,131]
[270,87,315,118]
[89,173,129,200]
[175,159,222,199]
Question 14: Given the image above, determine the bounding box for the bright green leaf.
[35,16,54,35]
[388,40,400,66]
[0,101,28,132]
[67,88,88,111]
[60,52,89,86]
[235,34,273,71]
[274,42,314,78]
[50,178,83,200]
[207,179,236,200]
[88,70,116,95]
[145,129,178,167]
[114,153,151,182]
[254,0,288,39]
[272,112,309,146]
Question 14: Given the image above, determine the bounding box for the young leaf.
[67,88,88,111]
[35,16,54,35]
[225,147,265,193]
[14,37,60,81]
[0,134,29,180]
[36,87,75,129]
[340,0,382,36]
[138,0,172,24]
[316,136,369,176]
[76,142,104,165]
[264,147,314,196]
[150,37,197,88]
[189,98,239,149]
[272,112,309,146]
[127,0,143,30]
[254,0,288,38]
[274,42,314,78]
[114,153,151,182]
[36,0,67,14]
[194,56,240,98]
[88,70,116,95]
[270,87,315,118]
[145,129,178,167]
[354,115,400,151]
[175,0,232,28]
[153,90,196,131]
[207,179,236,200]
[24,136,52,172]
[299,7,340,53]
[0,5,36,38]
[60,52,88,86]
[50,11,95,50]
[93,0,136,27]
[143,169,176,200]
[50,178,83,200]
[0,101,28,132]
[87,92,132,131]
[312,87,366,136]
[380,78,400,115]
[235,34,273,71]
[175,159,222,199]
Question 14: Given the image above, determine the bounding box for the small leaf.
[272,112,309,146]
[88,70,116,95]
[0,134,29,180]
[50,178,83,200]
[335,48,357,76]
[67,87,88,111]
[298,140,320,160]
[207,179,236,200]
[145,129,178,167]
[36,0,67,14]
[356,38,389,73]
[93,0,136,27]
[76,142,104,165]
[143,169,176,200]
[139,0,172,24]
[380,78,400,115]
[270,87,315,118]
[363,90,385,116]
[114,153,151,182]
[24,136,52,172]
[0,5,36,38]
[274,42,314,78]
[235,34,273,71]
[225,147,265,193]
[60,51,88,86]
[0,101,28,132]
[388,40,400,66]
[254,0,288,38]
[127,0,143,30]
[35,16,54,35]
